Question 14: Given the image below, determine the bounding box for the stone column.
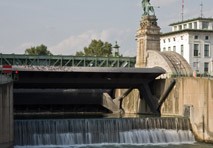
[135,16,161,68]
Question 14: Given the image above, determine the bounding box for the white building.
[160,17,213,75]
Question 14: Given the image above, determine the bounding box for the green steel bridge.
[0,54,136,68]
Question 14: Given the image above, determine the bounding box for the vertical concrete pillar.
[0,82,13,148]
[0,86,2,144]
[9,83,13,145]
[3,84,9,143]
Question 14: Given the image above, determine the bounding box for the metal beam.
[0,54,136,68]
[139,83,160,115]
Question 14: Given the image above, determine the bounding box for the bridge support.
[103,83,162,115]
[102,93,120,113]
[138,83,159,115]
[0,76,13,148]
[157,79,176,111]
[102,88,134,113]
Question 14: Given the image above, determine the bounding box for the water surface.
[15,143,213,148]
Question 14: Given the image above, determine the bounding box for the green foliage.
[76,51,84,56]
[25,44,53,56]
[76,40,112,57]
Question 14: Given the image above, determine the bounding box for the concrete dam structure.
[14,117,195,146]
[117,77,213,143]
[1,2,213,147]
[161,78,213,143]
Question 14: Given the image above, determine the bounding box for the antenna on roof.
[181,0,184,21]
[200,2,203,18]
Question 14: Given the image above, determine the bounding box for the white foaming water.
[14,118,195,146]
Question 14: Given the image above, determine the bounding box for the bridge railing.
[0,54,136,68]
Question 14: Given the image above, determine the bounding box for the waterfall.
[14,117,195,146]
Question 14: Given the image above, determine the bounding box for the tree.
[25,44,53,56]
[76,40,112,57]
[76,51,85,56]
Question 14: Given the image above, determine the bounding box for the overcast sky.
[0,0,212,56]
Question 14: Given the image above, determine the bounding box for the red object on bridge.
[2,65,12,73]
[182,0,184,8]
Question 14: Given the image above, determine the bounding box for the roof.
[161,29,213,37]
[113,41,120,49]
[169,17,213,26]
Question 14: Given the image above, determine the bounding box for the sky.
[0,0,213,57]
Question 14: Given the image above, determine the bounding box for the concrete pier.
[119,77,213,143]
[0,76,13,148]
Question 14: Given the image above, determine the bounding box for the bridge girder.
[0,54,136,68]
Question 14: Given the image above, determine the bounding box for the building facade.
[160,17,213,75]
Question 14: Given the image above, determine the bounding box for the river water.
[14,117,213,148]
[14,143,213,148]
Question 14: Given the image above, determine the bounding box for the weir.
[2,0,213,147]
[14,117,195,146]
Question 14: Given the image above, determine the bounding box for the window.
[168,47,171,51]
[179,25,182,30]
[181,45,184,56]
[168,38,171,42]
[202,22,209,29]
[184,24,187,29]
[194,22,197,29]
[189,23,192,29]
[163,47,166,51]
[205,36,209,40]
[204,63,209,73]
[174,26,177,31]
[194,44,199,56]
[173,46,176,52]
[181,36,183,40]
[194,35,198,40]
[204,44,210,57]
[193,62,198,68]
[163,39,166,43]
[173,38,176,41]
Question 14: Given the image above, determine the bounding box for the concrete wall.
[160,77,213,143]
[0,82,13,148]
[119,77,213,142]
[115,89,152,114]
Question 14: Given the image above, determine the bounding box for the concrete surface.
[0,82,13,148]
[117,77,213,143]
[160,77,213,143]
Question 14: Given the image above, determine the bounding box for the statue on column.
[142,0,155,17]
